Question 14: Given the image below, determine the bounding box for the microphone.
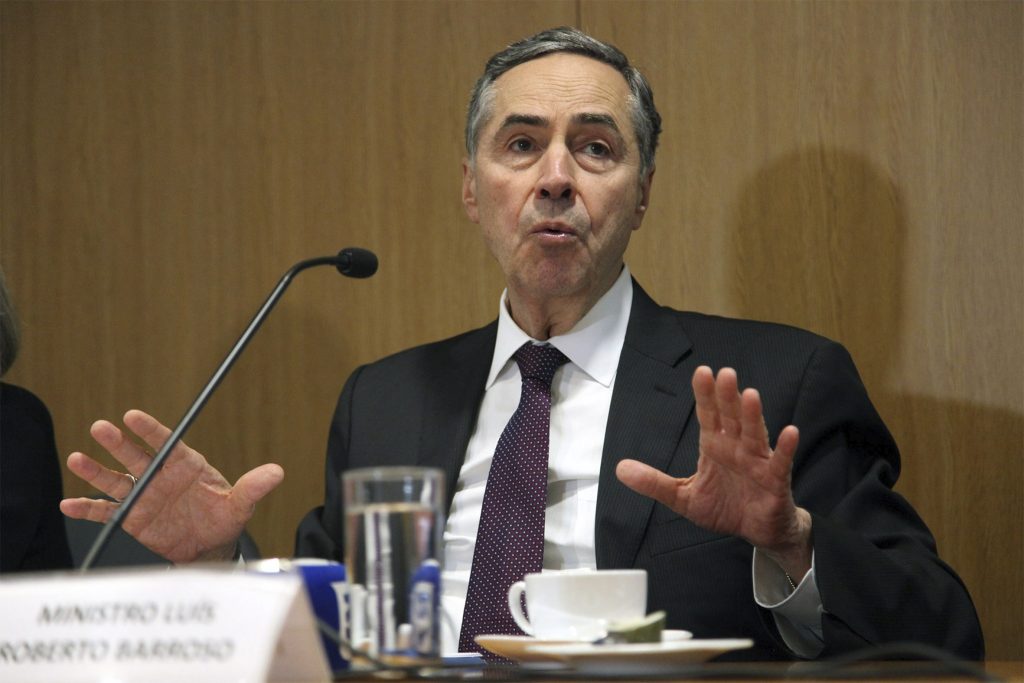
[336,247,378,278]
[79,247,378,571]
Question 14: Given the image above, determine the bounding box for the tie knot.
[514,342,569,385]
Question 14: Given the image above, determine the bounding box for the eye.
[509,138,535,153]
[582,141,611,158]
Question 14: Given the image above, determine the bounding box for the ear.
[632,166,655,230]
[462,158,480,223]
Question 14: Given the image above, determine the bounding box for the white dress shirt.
[440,266,824,656]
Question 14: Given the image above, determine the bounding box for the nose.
[535,144,576,202]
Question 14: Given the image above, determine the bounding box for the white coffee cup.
[506,569,647,641]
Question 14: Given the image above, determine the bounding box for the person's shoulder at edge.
[0,380,74,573]
[352,319,499,375]
[0,381,58,445]
[1,379,52,412]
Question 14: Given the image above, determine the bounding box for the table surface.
[331,660,1023,682]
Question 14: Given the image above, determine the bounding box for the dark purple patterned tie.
[458,342,569,655]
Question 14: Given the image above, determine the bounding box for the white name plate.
[0,566,330,683]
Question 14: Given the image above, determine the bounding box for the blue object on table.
[294,559,348,672]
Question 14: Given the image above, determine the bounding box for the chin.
[516,269,589,300]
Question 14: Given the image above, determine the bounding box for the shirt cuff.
[752,548,825,658]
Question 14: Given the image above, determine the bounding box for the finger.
[692,366,720,433]
[60,496,119,524]
[124,409,206,478]
[90,419,153,477]
[739,388,771,457]
[229,464,286,518]
[770,426,800,479]
[714,368,742,436]
[615,459,686,510]
[66,451,139,502]
[123,409,172,448]
[123,409,193,463]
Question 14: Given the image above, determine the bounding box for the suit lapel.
[410,288,702,564]
[416,322,497,514]
[596,283,701,569]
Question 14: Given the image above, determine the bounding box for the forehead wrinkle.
[481,53,638,153]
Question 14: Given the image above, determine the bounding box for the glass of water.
[341,466,444,665]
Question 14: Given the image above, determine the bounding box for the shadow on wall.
[728,147,905,371]
[726,147,1023,657]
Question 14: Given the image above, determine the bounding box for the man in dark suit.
[61,27,982,660]
[291,280,984,660]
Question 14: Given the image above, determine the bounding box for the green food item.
[603,610,666,644]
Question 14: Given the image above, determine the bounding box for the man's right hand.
[60,409,285,564]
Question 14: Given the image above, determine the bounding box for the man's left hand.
[616,365,812,581]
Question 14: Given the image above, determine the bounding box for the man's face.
[463,53,653,311]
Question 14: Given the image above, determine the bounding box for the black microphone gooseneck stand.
[79,248,378,572]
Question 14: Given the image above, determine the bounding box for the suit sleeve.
[783,342,984,659]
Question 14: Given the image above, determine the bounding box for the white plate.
[474,630,693,663]
[475,635,578,662]
[526,638,754,674]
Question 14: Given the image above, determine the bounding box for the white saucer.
[526,638,754,674]
[474,635,577,662]
[474,630,693,663]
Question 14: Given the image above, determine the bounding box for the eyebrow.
[496,112,623,135]
[575,112,620,133]
[497,113,547,132]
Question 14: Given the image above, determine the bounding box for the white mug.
[507,569,647,641]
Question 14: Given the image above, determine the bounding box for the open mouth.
[533,222,577,238]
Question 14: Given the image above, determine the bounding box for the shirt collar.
[486,265,634,389]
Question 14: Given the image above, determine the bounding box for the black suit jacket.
[296,282,983,660]
[0,382,73,572]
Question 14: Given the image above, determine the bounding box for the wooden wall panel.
[2,0,1020,659]
[583,0,1022,659]
[0,0,575,556]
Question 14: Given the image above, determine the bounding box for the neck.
[504,295,590,340]
[505,269,621,340]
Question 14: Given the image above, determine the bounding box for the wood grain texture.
[584,0,1022,659]
[2,0,1019,658]
[0,0,574,557]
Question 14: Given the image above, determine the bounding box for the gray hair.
[0,268,19,376]
[465,26,662,174]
